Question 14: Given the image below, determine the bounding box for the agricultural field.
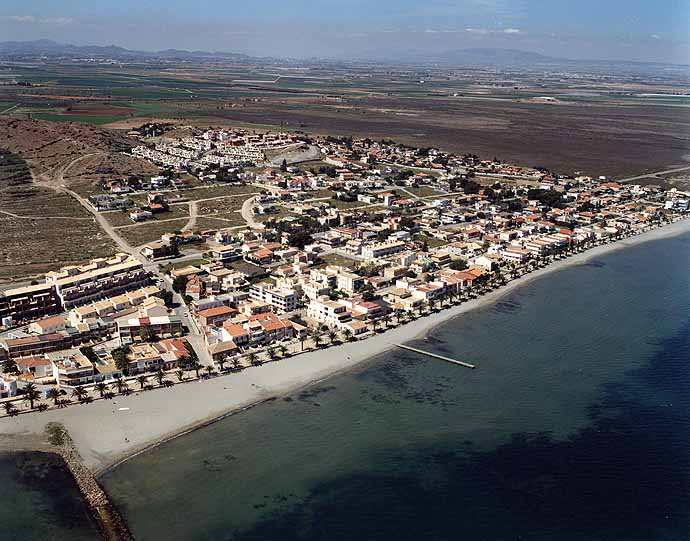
[1,59,689,182]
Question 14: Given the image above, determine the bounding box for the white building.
[307,298,352,329]
[249,284,297,314]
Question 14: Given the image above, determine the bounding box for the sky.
[1,0,689,63]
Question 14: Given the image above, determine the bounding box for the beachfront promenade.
[0,216,689,475]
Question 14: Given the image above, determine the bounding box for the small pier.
[395,344,476,369]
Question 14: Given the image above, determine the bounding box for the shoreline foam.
[1,218,689,476]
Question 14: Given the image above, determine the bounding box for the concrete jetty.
[395,344,476,369]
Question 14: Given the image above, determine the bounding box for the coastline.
[1,218,689,476]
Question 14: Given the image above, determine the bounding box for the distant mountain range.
[0,39,253,61]
[0,40,684,69]
[352,47,684,68]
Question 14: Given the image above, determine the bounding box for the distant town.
[1,126,688,414]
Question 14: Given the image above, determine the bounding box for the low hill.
[0,117,158,190]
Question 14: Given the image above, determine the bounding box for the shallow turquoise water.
[97,232,690,540]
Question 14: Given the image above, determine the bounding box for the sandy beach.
[1,217,689,475]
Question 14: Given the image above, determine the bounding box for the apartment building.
[3,333,67,359]
[249,284,297,313]
[307,298,352,329]
[0,282,61,325]
[46,254,149,309]
[198,305,237,327]
[336,271,365,293]
[48,349,96,387]
[125,342,180,375]
[117,315,183,345]
[361,240,407,261]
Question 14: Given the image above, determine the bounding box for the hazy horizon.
[1,0,689,64]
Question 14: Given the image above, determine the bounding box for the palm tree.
[204,365,216,377]
[46,387,61,406]
[153,369,165,386]
[394,309,404,324]
[175,369,185,382]
[278,344,288,358]
[22,383,41,410]
[136,375,148,390]
[231,358,242,371]
[342,328,353,342]
[2,402,17,417]
[382,314,392,328]
[71,387,88,402]
[190,361,202,379]
[112,377,128,394]
[327,330,337,344]
[217,357,228,372]
[299,333,307,352]
[370,318,379,333]
[94,382,108,398]
[267,347,278,361]
[247,352,259,366]
[312,332,323,348]
[177,355,190,371]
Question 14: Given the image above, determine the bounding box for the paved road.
[46,153,209,363]
[618,165,690,183]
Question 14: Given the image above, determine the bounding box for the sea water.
[101,232,690,540]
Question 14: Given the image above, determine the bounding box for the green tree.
[94,382,108,398]
[136,375,148,390]
[112,347,130,375]
[175,369,185,382]
[71,387,88,402]
[247,352,260,366]
[190,361,202,378]
[2,402,17,417]
[2,358,19,375]
[46,387,61,406]
[112,376,128,394]
[154,369,166,386]
[22,383,41,410]
[139,326,155,342]
[327,330,337,344]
